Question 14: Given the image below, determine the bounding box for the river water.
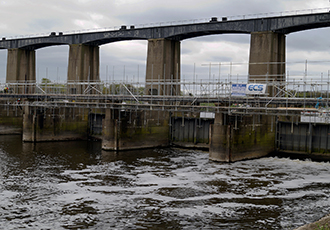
[0,135,330,229]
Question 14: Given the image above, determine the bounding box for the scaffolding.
[0,61,330,119]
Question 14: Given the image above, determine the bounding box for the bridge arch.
[286,27,330,79]
[36,45,69,83]
[166,30,250,41]
[99,40,147,83]
[83,37,147,47]
[19,42,69,51]
[181,34,251,82]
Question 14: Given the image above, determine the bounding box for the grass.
[316,223,330,230]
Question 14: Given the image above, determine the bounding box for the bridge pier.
[67,44,100,94]
[102,108,169,151]
[6,48,36,93]
[209,113,275,162]
[249,32,286,95]
[145,38,180,95]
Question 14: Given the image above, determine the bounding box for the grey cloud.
[29,19,63,33]
[287,28,330,53]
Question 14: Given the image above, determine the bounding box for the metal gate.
[170,117,213,145]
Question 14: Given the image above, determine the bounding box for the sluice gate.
[276,121,330,160]
[170,115,213,149]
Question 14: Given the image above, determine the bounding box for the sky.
[1,0,330,84]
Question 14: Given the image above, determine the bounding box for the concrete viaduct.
[1,12,330,94]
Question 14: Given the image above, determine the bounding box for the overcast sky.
[1,0,330,83]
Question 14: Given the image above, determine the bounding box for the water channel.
[0,135,330,229]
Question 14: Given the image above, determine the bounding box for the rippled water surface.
[0,135,330,229]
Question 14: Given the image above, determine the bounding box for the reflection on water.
[0,135,330,229]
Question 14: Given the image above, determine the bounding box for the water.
[0,135,330,229]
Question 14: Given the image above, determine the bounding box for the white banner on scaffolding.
[246,84,267,95]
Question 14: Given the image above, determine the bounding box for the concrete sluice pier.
[22,105,90,142]
[210,113,276,162]
[102,109,169,151]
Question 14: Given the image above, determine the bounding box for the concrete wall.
[22,105,89,142]
[0,100,23,134]
[102,109,169,150]
[210,113,276,162]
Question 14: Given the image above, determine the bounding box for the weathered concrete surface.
[145,38,180,95]
[209,113,230,162]
[23,105,89,142]
[102,109,169,151]
[67,44,100,94]
[102,109,118,150]
[210,113,275,162]
[249,32,285,96]
[6,48,35,93]
[294,214,330,230]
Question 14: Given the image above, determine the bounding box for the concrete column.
[6,48,36,93]
[249,32,285,95]
[67,44,100,94]
[22,104,36,142]
[23,104,89,142]
[145,38,180,95]
[209,113,231,162]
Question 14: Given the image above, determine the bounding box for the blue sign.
[231,84,246,96]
